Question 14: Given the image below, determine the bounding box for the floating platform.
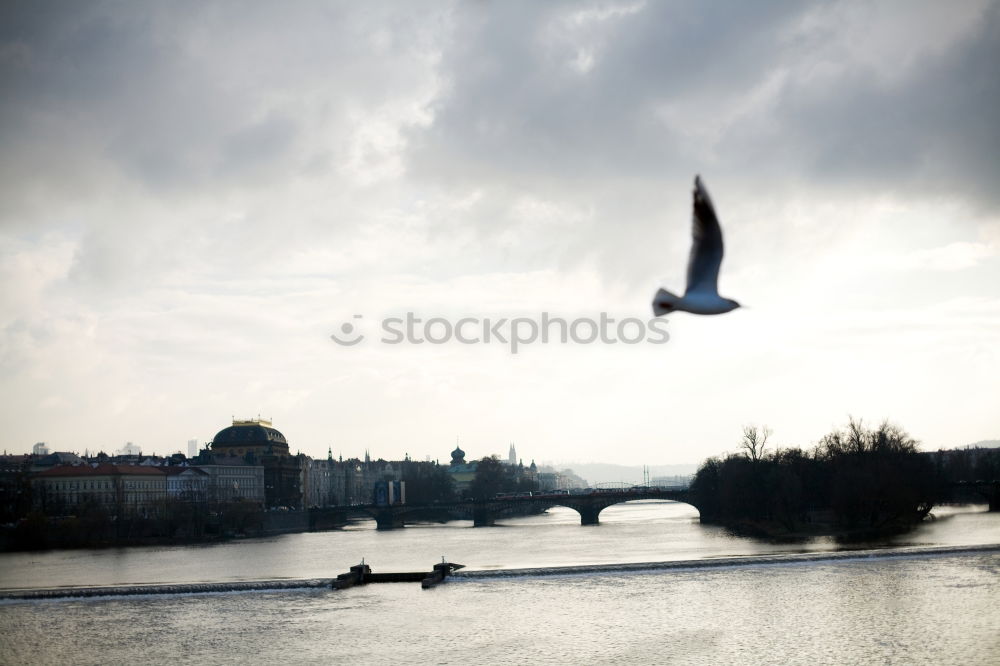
[333,561,464,590]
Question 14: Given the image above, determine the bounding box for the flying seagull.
[652,176,741,316]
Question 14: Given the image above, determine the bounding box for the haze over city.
[2,1,998,464]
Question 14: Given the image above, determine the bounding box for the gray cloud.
[408,1,1000,207]
[0,1,450,294]
[0,1,445,211]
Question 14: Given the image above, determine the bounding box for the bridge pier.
[472,506,495,527]
[578,505,601,526]
[374,510,404,530]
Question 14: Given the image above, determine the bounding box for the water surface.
[1,503,997,665]
[2,501,995,590]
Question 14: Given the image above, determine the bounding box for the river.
[1,502,998,664]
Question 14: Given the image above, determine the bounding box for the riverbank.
[0,506,347,552]
[0,503,545,553]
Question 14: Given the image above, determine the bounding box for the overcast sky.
[2,1,998,466]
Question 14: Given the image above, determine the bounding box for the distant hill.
[964,440,1000,449]
[934,440,1000,451]
[546,461,698,486]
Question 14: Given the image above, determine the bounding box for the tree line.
[690,419,939,536]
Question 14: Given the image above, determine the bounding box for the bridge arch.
[537,491,699,525]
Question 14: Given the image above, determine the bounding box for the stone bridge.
[949,480,1000,511]
[351,488,696,530]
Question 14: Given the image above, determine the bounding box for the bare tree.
[820,417,918,458]
[740,425,772,463]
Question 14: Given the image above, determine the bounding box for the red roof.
[36,464,166,477]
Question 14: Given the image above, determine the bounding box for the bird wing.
[684,175,724,296]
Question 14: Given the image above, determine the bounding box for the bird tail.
[652,288,680,316]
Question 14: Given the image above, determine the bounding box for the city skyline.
[2,2,999,463]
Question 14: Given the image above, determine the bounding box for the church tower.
[508,442,517,466]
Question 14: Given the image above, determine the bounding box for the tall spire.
[508,442,517,466]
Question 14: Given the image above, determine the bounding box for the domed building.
[209,418,301,509]
[211,419,290,459]
[447,443,477,494]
